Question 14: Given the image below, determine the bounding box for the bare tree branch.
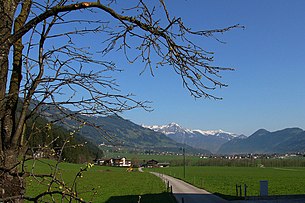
[0,0,242,201]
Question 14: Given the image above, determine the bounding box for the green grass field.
[105,152,189,162]
[25,156,305,202]
[150,166,305,199]
[25,159,174,203]
[105,152,202,166]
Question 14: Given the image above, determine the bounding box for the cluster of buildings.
[94,157,132,167]
[94,157,169,168]
[208,153,305,160]
[142,159,170,168]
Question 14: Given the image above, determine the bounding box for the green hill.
[34,104,210,154]
[78,115,210,154]
[25,116,103,163]
[218,128,305,154]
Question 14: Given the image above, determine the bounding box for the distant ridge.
[143,123,238,153]
[38,104,211,154]
[37,102,305,155]
[218,127,305,154]
[77,116,211,154]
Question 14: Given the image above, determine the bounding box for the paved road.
[151,172,228,203]
[232,199,305,203]
[150,171,305,203]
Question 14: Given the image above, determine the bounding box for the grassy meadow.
[25,156,305,202]
[105,151,203,166]
[150,166,305,199]
[105,151,188,162]
[106,151,305,167]
[25,159,174,203]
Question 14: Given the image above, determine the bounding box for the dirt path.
[151,172,228,203]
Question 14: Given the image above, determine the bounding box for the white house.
[112,157,132,167]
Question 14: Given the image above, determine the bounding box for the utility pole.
[183,145,186,178]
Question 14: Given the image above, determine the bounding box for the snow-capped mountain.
[143,123,237,139]
[143,123,240,153]
[143,123,192,135]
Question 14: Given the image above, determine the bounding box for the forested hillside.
[25,116,103,163]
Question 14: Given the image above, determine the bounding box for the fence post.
[235,184,239,197]
[236,184,238,196]
[167,181,170,192]
[236,184,242,197]
[244,184,247,199]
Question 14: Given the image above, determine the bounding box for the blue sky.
[41,1,304,136]
[107,0,305,136]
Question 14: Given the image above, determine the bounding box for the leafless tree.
[0,0,242,202]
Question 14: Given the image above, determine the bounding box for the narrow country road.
[151,172,228,203]
[150,172,305,203]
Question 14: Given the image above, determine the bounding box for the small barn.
[145,159,159,168]
[157,162,170,168]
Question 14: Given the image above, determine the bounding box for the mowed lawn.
[25,160,174,203]
[151,166,305,199]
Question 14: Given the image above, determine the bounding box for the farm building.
[145,159,159,168]
[94,157,132,167]
[94,158,112,166]
[112,157,132,167]
[157,162,170,168]
[144,159,170,168]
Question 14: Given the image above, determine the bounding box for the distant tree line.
[167,158,305,168]
[26,116,103,164]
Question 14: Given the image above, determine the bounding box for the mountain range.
[36,103,305,155]
[218,128,305,154]
[78,115,210,154]
[38,104,210,154]
[143,123,240,153]
[143,123,305,155]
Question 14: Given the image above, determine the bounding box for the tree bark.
[0,1,26,202]
[0,149,24,203]
[0,1,16,154]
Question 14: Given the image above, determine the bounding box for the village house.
[145,159,159,168]
[144,159,170,168]
[112,157,132,167]
[94,157,132,167]
[157,162,170,168]
[94,158,111,166]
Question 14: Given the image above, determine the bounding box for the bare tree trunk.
[0,52,25,202]
[0,1,15,150]
[0,1,25,202]
[0,150,24,203]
